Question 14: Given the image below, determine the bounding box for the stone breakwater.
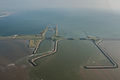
[29,40,59,66]
[84,40,118,69]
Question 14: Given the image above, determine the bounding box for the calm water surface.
[30,40,112,80]
[0,9,120,38]
[0,9,120,80]
[0,39,31,80]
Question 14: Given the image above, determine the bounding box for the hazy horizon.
[0,0,120,13]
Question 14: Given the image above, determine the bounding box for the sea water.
[0,9,120,38]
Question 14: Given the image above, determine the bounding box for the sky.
[0,0,120,12]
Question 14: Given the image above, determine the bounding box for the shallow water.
[0,39,31,64]
[0,39,31,80]
[1,9,120,80]
[36,39,54,54]
[0,9,120,38]
[30,40,112,80]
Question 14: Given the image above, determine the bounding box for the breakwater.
[32,40,42,54]
[29,25,59,66]
[84,40,118,69]
[29,40,59,66]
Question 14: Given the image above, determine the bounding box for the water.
[0,39,31,64]
[0,9,120,38]
[36,39,54,54]
[0,39,31,80]
[30,40,112,80]
[1,9,120,80]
